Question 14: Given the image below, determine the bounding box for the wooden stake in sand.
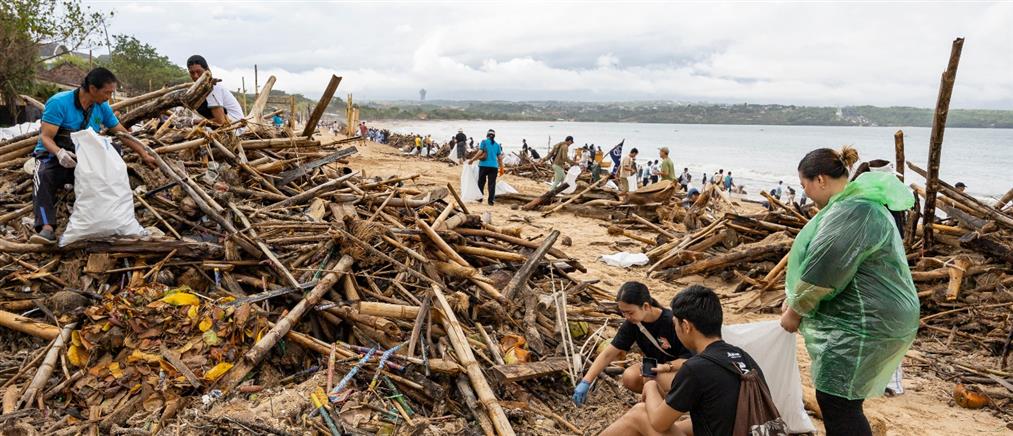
[922,37,964,252]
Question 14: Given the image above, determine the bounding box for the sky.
[85,1,1013,108]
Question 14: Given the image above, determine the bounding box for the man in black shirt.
[601,285,767,436]
[454,129,468,164]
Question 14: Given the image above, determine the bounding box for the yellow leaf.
[219,296,236,303]
[204,362,233,382]
[71,330,82,347]
[160,292,200,306]
[199,316,213,332]
[187,304,199,320]
[67,344,89,367]
[128,349,162,364]
[109,362,124,379]
[101,321,111,332]
[128,383,142,394]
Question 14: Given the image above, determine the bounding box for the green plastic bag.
[786,171,919,400]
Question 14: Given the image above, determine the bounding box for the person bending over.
[602,285,768,436]
[185,55,246,126]
[572,282,690,406]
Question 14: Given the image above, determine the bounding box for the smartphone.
[641,358,657,378]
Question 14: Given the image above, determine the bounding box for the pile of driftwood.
[0,74,638,435]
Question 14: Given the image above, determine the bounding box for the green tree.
[0,0,111,118]
[102,34,189,94]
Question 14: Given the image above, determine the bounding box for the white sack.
[459,163,483,202]
[599,251,649,267]
[626,175,639,192]
[496,180,519,194]
[59,129,148,246]
[503,154,520,166]
[561,165,582,194]
[0,121,40,140]
[722,320,817,434]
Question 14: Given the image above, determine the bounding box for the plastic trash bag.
[60,129,148,246]
[459,163,483,202]
[626,175,639,193]
[561,165,582,194]
[785,171,918,400]
[496,180,518,194]
[723,320,817,434]
[503,154,520,166]
[599,251,649,267]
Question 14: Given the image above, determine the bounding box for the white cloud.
[87,1,1013,108]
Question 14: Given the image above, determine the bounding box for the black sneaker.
[29,228,56,244]
[488,200,495,206]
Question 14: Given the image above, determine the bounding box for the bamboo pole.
[503,230,559,300]
[217,255,354,392]
[18,322,75,409]
[922,37,964,252]
[417,219,469,267]
[431,283,515,436]
[0,310,60,340]
[894,130,905,182]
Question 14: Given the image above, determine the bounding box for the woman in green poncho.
[780,146,919,436]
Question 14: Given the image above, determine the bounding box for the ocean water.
[376,120,1012,201]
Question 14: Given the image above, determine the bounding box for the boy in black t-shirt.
[601,285,768,436]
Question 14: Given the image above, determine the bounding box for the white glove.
[56,149,77,168]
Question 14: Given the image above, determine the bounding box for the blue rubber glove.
[572,380,591,406]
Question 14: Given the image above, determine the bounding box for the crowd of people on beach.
[376,126,920,436]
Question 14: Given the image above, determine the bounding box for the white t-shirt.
[206,83,245,123]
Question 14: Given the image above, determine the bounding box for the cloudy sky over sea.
[89,1,1012,108]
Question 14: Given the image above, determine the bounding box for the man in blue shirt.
[467,129,504,206]
[30,67,156,244]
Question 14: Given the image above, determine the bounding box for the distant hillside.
[360,101,1013,128]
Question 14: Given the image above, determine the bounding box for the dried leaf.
[203,330,220,346]
[67,344,89,367]
[203,362,233,382]
[187,304,199,320]
[128,349,162,364]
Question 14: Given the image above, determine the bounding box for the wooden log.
[894,130,905,182]
[431,283,515,436]
[541,178,607,217]
[302,75,342,137]
[243,75,276,127]
[996,187,1013,211]
[922,37,964,251]
[453,228,584,272]
[521,183,569,211]
[217,255,354,392]
[945,256,973,301]
[630,213,678,239]
[239,137,319,150]
[110,83,189,110]
[491,358,570,382]
[229,204,300,288]
[119,72,214,127]
[456,375,497,436]
[910,168,1013,229]
[959,232,1013,264]
[256,171,359,214]
[454,246,527,263]
[0,310,60,340]
[0,205,32,226]
[503,230,559,300]
[658,239,792,280]
[761,190,808,223]
[276,146,358,186]
[417,218,470,267]
[18,323,75,409]
[446,183,471,215]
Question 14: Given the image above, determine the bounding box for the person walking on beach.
[780,146,918,436]
[649,160,660,184]
[774,180,784,200]
[619,148,638,192]
[455,128,467,164]
[658,148,675,183]
[413,135,422,155]
[678,168,691,191]
[468,129,504,205]
[713,169,724,186]
[723,171,734,193]
[546,136,575,189]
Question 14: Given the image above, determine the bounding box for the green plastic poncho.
[786,171,920,400]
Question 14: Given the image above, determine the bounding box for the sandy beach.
[339,131,1010,435]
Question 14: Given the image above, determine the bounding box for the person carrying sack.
[602,285,782,436]
[30,67,156,244]
[544,135,575,189]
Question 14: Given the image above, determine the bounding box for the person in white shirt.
[186,55,245,126]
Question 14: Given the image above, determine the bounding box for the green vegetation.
[101,34,190,94]
[0,0,110,114]
[360,101,1013,128]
